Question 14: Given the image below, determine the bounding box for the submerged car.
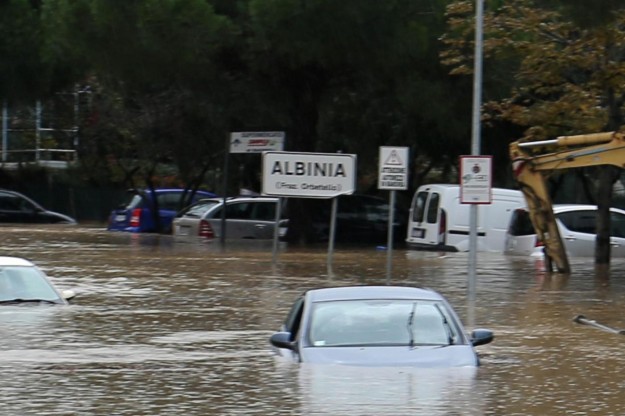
[0,189,76,224]
[504,204,625,257]
[0,257,75,305]
[270,286,493,367]
[107,188,216,233]
[309,194,408,244]
[172,196,287,240]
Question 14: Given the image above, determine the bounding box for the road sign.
[378,147,409,190]
[230,131,284,153]
[459,155,492,204]
[262,151,356,198]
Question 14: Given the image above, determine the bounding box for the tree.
[441,0,625,269]
[43,0,239,231]
[245,0,470,242]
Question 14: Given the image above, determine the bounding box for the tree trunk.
[595,166,620,264]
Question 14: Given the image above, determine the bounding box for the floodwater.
[1,226,625,416]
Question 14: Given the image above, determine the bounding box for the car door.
[556,209,597,256]
[609,210,625,257]
[223,201,253,238]
[249,201,278,239]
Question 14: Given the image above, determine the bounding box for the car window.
[426,193,440,224]
[361,198,389,222]
[0,193,22,210]
[181,200,219,218]
[225,202,252,219]
[611,212,625,237]
[307,299,456,347]
[557,210,596,234]
[157,192,186,211]
[125,194,143,210]
[508,209,535,236]
[0,267,60,301]
[251,202,276,221]
[284,297,304,341]
[411,191,428,222]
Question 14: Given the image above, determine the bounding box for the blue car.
[270,286,494,367]
[107,188,216,233]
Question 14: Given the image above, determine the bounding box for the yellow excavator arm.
[509,131,625,273]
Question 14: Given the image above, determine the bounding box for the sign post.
[378,147,409,284]
[222,132,284,248]
[460,155,492,325]
[262,151,357,269]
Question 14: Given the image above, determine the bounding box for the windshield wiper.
[434,303,455,345]
[407,302,417,347]
[0,299,59,305]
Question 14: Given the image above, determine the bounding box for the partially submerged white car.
[0,257,76,305]
[504,204,625,257]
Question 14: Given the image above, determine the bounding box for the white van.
[405,184,526,252]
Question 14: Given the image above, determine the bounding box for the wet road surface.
[1,225,624,415]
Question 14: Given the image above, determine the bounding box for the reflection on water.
[0,226,624,415]
[295,364,481,415]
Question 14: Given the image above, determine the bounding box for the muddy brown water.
[0,225,624,415]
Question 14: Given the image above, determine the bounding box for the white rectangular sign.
[230,131,285,153]
[460,155,492,204]
[378,146,409,190]
[262,152,356,198]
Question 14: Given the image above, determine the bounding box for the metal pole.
[468,0,484,328]
[36,100,42,162]
[327,197,338,270]
[2,100,7,162]
[272,197,282,265]
[220,136,230,246]
[386,190,396,285]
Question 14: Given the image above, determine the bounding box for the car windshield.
[0,266,62,303]
[307,299,459,347]
[182,200,219,218]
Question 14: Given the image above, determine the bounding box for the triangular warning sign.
[384,150,403,165]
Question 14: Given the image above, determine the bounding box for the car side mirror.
[62,289,77,302]
[470,329,494,347]
[270,332,296,350]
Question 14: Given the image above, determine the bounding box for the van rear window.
[412,192,428,222]
[426,193,440,224]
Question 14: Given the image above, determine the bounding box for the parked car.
[308,194,408,244]
[107,188,216,233]
[504,204,625,257]
[269,286,494,367]
[0,189,76,224]
[0,256,76,305]
[172,196,288,240]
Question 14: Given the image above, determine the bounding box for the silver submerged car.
[504,204,625,257]
[0,257,76,305]
[172,196,287,240]
[270,286,493,367]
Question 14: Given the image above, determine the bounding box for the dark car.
[270,286,493,367]
[107,188,216,233]
[0,189,76,224]
[308,194,408,245]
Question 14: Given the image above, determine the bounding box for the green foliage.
[0,0,45,101]
[442,0,625,139]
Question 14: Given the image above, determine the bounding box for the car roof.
[0,256,35,267]
[552,204,625,214]
[198,196,279,204]
[305,286,444,302]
